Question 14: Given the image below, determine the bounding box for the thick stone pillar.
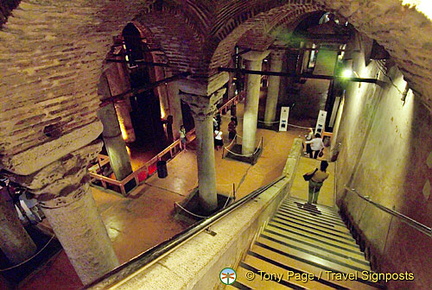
[194,114,218,212]
[166,80,183,139]
[227,73,236,100]
[114,99,136,143]
[16,142,119,285]
[0,191,37,264]
[264,51,284,126]
[41,186,118,285]
[179,76,227,213]
[242,50,270,155]
[97,103,133,181]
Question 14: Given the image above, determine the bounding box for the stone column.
[242,50,270,155]
[264,51,284,126]
[179,76,227,213]
[97,103,133,181]
[179,92,220,213]
[194,113,218,212]
[0,191,37,264]
[17,142,119,285]
[114,99,136,143]
[227,73,236,100]
[166,80,183,139]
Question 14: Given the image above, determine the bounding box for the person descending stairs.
[227,196,385,289]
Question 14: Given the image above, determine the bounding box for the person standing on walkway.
[306,161,329,204]
[304,128,314,157]
[179,125,188,151]
[305,133,325,159]
[227,117,237,141]
[214,128,224,150]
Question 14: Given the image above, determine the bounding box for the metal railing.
[85,174,286,289]
[88,129,196,196]
[89,93,245,196]
[222,135,264,159]
[344,186,432,237]
[218,91,245,115]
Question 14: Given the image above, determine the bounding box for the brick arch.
[142,0,212,38]
[122,20,173,75]
[205,0,432,112]
[127,20,158,48]
[0,0,150,167]
[134,6,208,76]
[208,3,322,74]
[131,0,327,80]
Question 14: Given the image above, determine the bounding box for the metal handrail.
[86,175,287,288]
[344,186,432,237]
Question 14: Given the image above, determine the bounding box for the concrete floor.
[17,106,335,289]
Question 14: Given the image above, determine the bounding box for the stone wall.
[0,0,151,174]
[314,0,432,112]
[334,43,432,289]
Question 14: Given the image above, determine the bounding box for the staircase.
[227,197,383,289]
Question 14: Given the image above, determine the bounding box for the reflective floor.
[16,107,334,289]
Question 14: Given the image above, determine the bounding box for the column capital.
[270,50,285,61]
[242,50,271,62]
[38,182,91,209]
[178,72,229,97]
[1,121,103,175]
[180,88,226,121]
[9,141,103,207]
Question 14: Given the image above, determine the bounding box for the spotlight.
[341,68,353,79]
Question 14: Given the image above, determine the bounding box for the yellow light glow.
[118,116,129,141]
[160,105,166,119]
[402,0,432,20]
[341,68,353,78]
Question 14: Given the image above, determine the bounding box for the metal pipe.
[344,186,431,237]
[100,71,190,104]
[218,67,378,83]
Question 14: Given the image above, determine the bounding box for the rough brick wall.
[135,10,206,76]
[0,0,151,173]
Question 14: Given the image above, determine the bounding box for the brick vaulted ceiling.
[1,0,432,171]
[132,0,432,110]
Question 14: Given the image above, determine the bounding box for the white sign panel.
[279,106,290,132]
[315,110,327,136]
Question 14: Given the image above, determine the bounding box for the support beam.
[217,67,377,83]
[269,46,345,52]
[101,72,190,104]
[105,59,169,67]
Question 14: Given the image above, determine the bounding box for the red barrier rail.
[89,129,196,196]
[89,93,244,196]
